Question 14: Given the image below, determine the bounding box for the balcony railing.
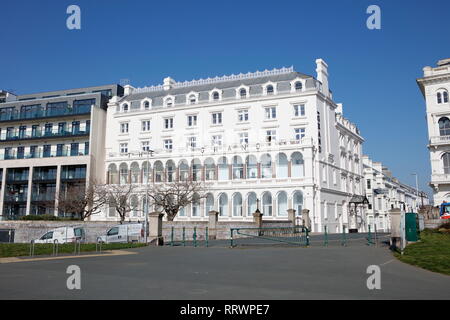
[429,135,450,145]
[0,130,89,142]
[31,193,56,202]
[2,148,88,160]
[0,105,91,122]
[4,194,28,202]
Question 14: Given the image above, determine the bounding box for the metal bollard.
[29,240,35,257]
[230,229,234,247]
[205,227,209,248]
[305,227,310,246]
[367,224,373,246]
[324,226,328,247]
[96,238,103,253]
[171,226,174,246]
[193,227,197,247]
[53,239,59,256]
[341,226,347,247]
[182,227,185,247]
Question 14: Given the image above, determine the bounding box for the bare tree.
[106,183,138,223]
[146,178,209,221]
[58,181,108,220]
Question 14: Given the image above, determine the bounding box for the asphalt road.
[0,241,448,299]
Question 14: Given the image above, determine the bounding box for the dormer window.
[209,89,222,102]
[213,92,220,100]
[164,96,174,107]
[189,95,197,104]
[240,88,247,98]
[294,81,303,91]
[267,85,274,95]
[143,100,150,110]
[122,103,129,112]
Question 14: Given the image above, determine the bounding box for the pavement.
[0,236,448,299]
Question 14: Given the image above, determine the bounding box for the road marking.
[0,250,138,264]
[380,259,395,266]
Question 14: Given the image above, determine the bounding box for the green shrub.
[438,221,450,230]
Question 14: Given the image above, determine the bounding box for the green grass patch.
[0,242,147,258]
[395,229,450,276]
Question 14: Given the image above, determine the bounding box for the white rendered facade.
[101,59,366,233]
[417,58,450,205]
[362,156,429,232]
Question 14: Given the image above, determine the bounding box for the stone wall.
[0,221,119,243]
[0,219,294,243]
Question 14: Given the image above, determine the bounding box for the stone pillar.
[301,209,311,230]
[208,210,219,240]
[253,210,263,229]
[148,212,164,246]
[287,209,296,227]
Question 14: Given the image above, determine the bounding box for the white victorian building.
[417,58,450,205]
[101,59,366,233]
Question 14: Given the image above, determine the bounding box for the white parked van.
[99,223,145,244]
[34,226,86,244]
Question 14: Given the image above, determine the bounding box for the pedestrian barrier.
[230,226,310,247]
[168,226,208,247]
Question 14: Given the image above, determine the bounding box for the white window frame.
[238,109,249,122]
[187,114,198,127]
[236,85,250,99]
[120,122,129,134]
[263,82,277,96]
[141,98,152,110]
[211,112,222,125]
[293,104,306,117]
[264,106,277,120]
[164,139,173,150]
[164,117,174,129]
[209,88,222,102]
[163,95,175,107]
[186,91,199,105]
[119,143,128,154]
[141,120,151,132]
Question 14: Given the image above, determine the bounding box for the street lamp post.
[411,173,419,212]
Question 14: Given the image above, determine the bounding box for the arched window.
[232,156,244,179]
[143,101,150,110]
[438,92,442,104]
[266,85,274,95]
[444,91,449,103]
[205,158,216,180]
[276,153,288,178]
[219,193,228,216]
[293,191,303,216]
[246,155,258,179]
[179,160,189,181]
[192,193,200,217]
[192,159,201,181]
[439,117,450,136]
[443,153,450,174]
[291,152,304,177]
[205,193,214,216]
[130,195,139,217]
[130,162,140,184]
[154,161,164,182]
[213,91,220,101]
[277,191,287,217]
[142,161,150,184]
[261,154,272,178]
[165,98,173,107]
[119,163,128,185]
[166,160,175,182]
[247,192,257,216]
[240,88,247,98]
[294,81,302,91]
[122,104,129,112]
[108,163,118,184]
[232,193,243,216]
[262,192,272,216]
[218,157,228,180]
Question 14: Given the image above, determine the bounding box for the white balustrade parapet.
[431,173,450,183]
[132,67,295,94]
[429,135,450,145]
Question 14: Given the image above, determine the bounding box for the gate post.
[149,212,164,246]
[253,211,263,235]
[208,210,219,240]
[301,209,311,230]
[287,209,296,227]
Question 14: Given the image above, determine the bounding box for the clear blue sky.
[1,0,449,197]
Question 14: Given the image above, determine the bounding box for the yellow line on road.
[0,250,138,264]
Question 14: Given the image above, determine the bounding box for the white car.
[34,226,86,244]
[98,223,145,244]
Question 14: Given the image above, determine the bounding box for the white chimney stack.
[315,58,329,97]
[163,77,176,91]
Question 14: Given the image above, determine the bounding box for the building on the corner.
[0,85,123,219]
[362,156,430,232]
[417,58,450,206]
[102,59,367,233]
